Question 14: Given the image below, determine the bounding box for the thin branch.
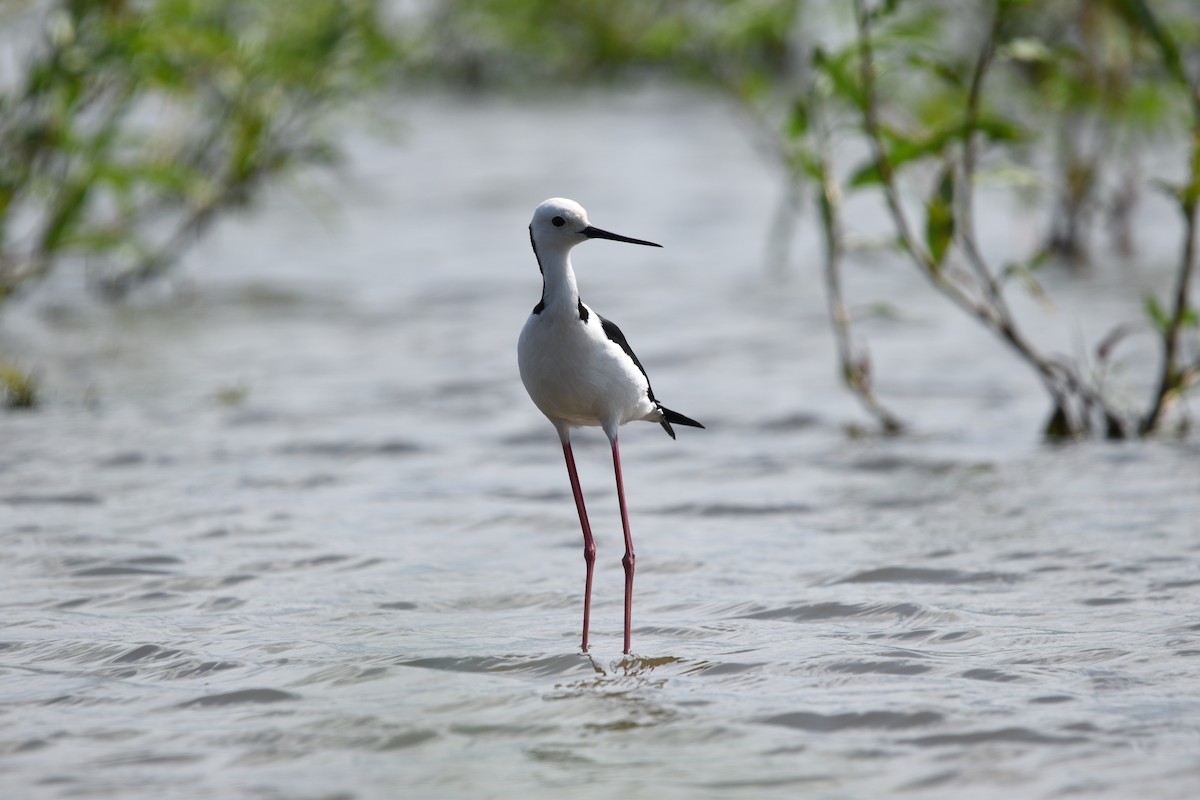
[957,2,1012,323]
[1141,123,1199,433]
[816,122,905,433]
[1138,0,1200,434]
[708,31,907,431]
[851,0,929,274]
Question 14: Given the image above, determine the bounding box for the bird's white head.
[529,197,661,253]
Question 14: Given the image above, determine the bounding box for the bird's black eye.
[552,216,566,227]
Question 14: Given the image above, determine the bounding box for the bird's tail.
[658,406,705,440]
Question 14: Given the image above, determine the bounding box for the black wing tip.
[660,407,704,437]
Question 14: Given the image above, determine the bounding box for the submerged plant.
[0,361,38,409]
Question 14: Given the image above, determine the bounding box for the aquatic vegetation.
[826,0,1199,437]
[0,0,399,304]
[2,0,1195,437]
[0,360,37,409]
[424,0,1200,438]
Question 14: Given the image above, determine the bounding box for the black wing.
[597,313,704,439]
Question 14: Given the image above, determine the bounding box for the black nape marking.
[529,225,546,314]
[528,226,543,276]
[577,300,589,323]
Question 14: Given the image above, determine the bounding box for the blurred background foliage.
[2,0,1197,432]
[0,0,396,308]
[419,0,1197,259]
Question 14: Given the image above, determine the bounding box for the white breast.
[518,305,656,430]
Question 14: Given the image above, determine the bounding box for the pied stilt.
[517,197,704,654]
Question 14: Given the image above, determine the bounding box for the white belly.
[518,309,656,430]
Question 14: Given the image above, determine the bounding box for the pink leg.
[562,441,596,652]
[610,435,635,654]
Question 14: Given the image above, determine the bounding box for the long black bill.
[581,225,662,248]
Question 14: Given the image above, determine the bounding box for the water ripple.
[649,502,814,517]
[835,566,1021,584]
[396,654,598,677]
[903,727,1090,746]
[760,710,944,731]
[735,601,931,622]
[177,688,299,708]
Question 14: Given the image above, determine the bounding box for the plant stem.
[958,2,1010,322]
[816,126,904,433]
[1141,122,1199,433]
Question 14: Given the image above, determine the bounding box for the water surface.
[2,89,1199,799]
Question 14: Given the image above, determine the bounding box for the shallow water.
[2,89,1199,799]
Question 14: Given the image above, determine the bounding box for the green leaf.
[816,185,833,239]
[787,98,809,139]
[905,52,964,88]
[998,37,1054,65]
[1144,294,1170,334]
[974,162,1042,190]
[39,178,92,253]
[847,115,1026,189]
[788,147,821,181]
[1001,258,1050,302]
[1109,0,1189,87]
[812,46,863,108]
[924,164,955,269]
[848,160,884,189]
[877,0,901,18]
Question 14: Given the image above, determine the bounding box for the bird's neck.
[538,247,581,314]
